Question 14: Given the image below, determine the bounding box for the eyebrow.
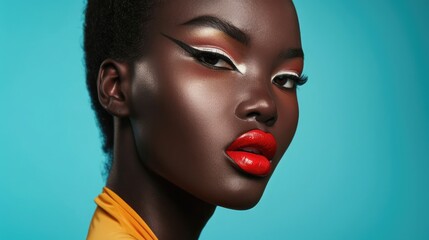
[281,48,305,60]
[181,15,304,60]
[182,15,250,45]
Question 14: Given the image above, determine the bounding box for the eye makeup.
[271,71,308,89]
[162,33,246,74]
[162,33,307,88]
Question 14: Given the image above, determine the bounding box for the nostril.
[264,116,277,127]
[246,111,277,126]
[246,112,260,119]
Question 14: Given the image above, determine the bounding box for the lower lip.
[226,151,271,177]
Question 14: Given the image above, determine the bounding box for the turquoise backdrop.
[1,0,428,239]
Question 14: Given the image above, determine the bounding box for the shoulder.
[86,188,158,240]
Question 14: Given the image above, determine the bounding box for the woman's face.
[129,0,303,209]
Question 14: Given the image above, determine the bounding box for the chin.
[221,199,261,210]
[207,175,270,210]
[216,192,264,210]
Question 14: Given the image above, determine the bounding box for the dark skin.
[97,0,303,239]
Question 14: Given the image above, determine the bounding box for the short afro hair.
[83,0,158,174]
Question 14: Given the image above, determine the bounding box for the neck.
[106,119,216,240]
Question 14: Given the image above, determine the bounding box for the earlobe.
[97,59,131,117]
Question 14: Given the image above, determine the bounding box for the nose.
[235,84,278,127]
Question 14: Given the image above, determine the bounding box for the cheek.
[274,90,299,158]
[130,58,241,194]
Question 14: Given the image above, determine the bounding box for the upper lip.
[226,129,277,160]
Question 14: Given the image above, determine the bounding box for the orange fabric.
[87,187,158,240]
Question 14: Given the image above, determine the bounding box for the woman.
[85,0,307,239]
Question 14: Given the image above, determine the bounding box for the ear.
[97,59,131,117]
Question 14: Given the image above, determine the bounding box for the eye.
[193,50,236,70]
[272,71,308,89]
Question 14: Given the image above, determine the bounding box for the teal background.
[1,0,428,239]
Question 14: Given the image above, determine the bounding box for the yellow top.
[87,187,158,240]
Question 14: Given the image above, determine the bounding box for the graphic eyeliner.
[161,33,239,72]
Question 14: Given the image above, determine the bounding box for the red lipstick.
[226,129,277,177]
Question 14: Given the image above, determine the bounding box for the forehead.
[150,0,301,48]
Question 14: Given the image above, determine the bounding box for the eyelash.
[163,34,238,71]
[189,48,237,71]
